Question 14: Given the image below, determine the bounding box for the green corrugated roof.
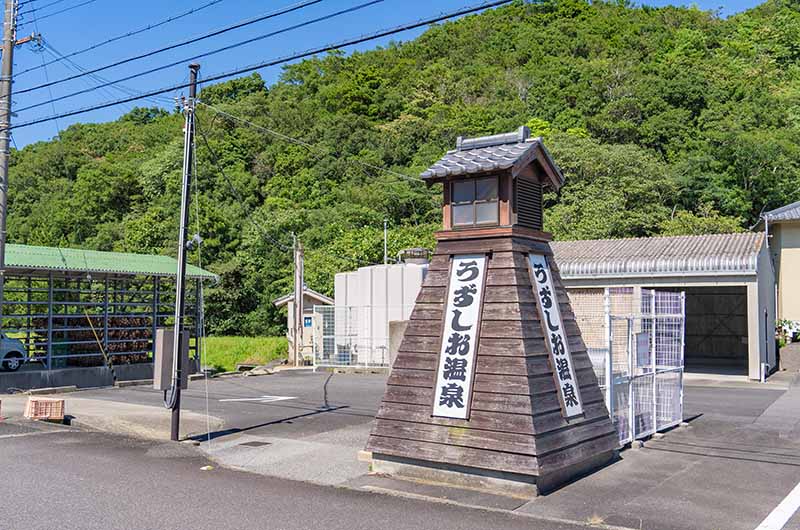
[4,244,217,280]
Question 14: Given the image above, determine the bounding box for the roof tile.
[551,232,763,278]
[764,200,800,222]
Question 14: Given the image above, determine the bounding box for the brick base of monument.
[365,228,619,497]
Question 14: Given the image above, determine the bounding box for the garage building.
[551,232,775,380]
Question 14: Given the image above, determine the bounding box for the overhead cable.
[195,115,293,252]
[29,9,62,135]
[42,40,171,106]
[16,0,227,77]
[15,0,383,113]
[18,0,99,28]
[10,0,515,129]
[198,101,422,184]
[18,0,70,16]
[16,0,326,94]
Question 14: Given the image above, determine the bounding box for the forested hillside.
[8,0,800,335]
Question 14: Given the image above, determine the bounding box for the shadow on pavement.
[190,404,350,442]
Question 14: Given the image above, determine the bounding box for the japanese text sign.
[432,254,487,419]
[529,254,584,418]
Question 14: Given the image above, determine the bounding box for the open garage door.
[682,286,748,375]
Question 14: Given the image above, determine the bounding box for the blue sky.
[11,0,762,147]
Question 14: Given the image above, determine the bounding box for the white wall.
[757,241,777,375]
[333,263,427,365]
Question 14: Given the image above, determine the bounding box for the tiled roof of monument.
[763,200,800,222]
[420,126,563,186]
[550,232,764,278]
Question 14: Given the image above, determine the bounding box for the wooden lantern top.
[420,126,564,237]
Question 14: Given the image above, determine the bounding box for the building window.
[451,177,499,227]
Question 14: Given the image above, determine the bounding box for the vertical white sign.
[529,254,584,418]
[432,254,487,419]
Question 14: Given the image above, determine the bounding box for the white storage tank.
[332,250,428,365]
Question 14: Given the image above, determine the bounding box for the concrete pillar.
[746,282,761,380]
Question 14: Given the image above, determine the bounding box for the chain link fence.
[572,287,685,446]
[312,305,413,368]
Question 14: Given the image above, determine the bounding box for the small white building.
[273,287,334,363]
[326,257,428,366]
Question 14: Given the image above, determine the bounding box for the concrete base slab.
[371,449,617,499]
[346,473,530,511]
[371,454,538,498]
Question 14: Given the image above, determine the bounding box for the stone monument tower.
[365,126,618,496]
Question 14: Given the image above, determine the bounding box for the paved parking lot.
[5,370,800,529]
[79,370,385,439]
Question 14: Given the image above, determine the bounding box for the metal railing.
[573,288,685,446]
[312,304,414,368]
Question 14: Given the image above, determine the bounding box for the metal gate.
[576,288,685,446]
[312,305,413,368]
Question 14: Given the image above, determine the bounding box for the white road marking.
[0,429,69,440]
[755,480,800,530]
[218,395,296,403]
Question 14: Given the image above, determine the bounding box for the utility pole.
[169,62,200,442]
[292,233,304,367]
[383,219,388,266]
[0,0,18,325]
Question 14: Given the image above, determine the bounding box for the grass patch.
[200,336,288,373]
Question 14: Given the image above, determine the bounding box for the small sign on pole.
[432,254,487,420]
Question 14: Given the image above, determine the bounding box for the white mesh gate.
[312,305,413,368]
[574,288,685,446]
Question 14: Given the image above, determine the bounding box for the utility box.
[153,328,189,391]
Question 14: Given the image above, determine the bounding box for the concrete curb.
[67,408,224,442]
[114,379,153,388]
[314,367,389,375]
[28,385,78,395]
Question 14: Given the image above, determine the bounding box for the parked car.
[0,334,27,372]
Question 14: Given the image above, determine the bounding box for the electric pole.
[0,0,18,324]
[292,233,304,367]
[169,62,200,442]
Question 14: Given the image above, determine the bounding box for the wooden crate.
[24,397,65,421]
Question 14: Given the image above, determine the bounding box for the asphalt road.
[80,370,387,440]
[6,373,800,530]
[0,426,588,530]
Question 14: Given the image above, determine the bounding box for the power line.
[16,0,226,77]
[10,0,514,130]
[30,10,62,135]
[15,0,384,113]
[194,115,293,253]
[197,108,414,267]
[16,0,326,94]
[18,0,99,28]
[41,39,171,107]
[198,101,422,184]
[18,0,70,16]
